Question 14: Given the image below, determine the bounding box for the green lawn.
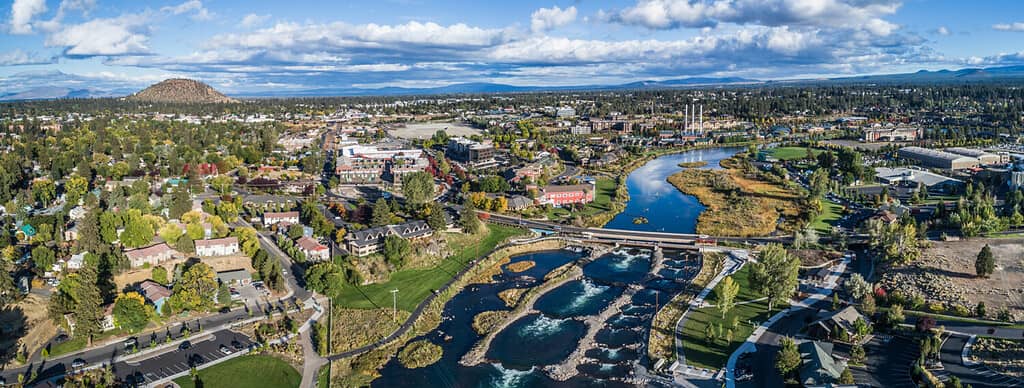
[768,147,823,161]
[174,355,300,388]
[809,199,843,233]
[681,266,772,370]
[334,224,527,311]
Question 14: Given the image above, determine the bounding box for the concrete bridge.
[483,213,790,248]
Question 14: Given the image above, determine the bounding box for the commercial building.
[334,144,428,184]
[898,146,980,170]
[446,137,496,166]
[125,243,177,268]
[347,220,433,257]
[539,183,595,207]
[944,147,1007,165]
[216,269,252,286]
[195,237,240,257]
[263,211,299,226]
[295,236,330,262]
[874,167,964,194]
[862,126,920,142]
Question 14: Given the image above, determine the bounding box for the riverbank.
[330,238,566,387]
[648,252,720,363]
[666,155,808,236]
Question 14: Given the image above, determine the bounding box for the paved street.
[939,334,1024,388]
[113,329,256,386]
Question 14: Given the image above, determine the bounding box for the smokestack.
[684,105,688,131]
[700,105,703,133]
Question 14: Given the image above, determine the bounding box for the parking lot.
[115,329,256,385]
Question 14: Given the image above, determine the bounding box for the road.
[939,334,1024,388]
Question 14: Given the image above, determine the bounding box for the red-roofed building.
[295,236,330,262]
[539,184,594,207]
[183,163,219,177]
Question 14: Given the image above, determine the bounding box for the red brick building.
[539,184,594,207]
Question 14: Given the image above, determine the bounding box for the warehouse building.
[943,147,1008,165]
[898,147,980,170]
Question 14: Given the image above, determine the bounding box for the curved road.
[940,334,1024,388]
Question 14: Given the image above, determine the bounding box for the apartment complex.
[446,137,496,167]
[346,220,433,257]
[334,144,428,184]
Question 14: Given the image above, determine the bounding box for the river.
[603,147,745,233]
[371,148,740,387]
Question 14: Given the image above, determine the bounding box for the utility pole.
[390,289,399,322]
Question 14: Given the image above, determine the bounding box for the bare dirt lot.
[878,238,1024,317]
[114,255,255,289]
[1,293,57,365]
[388,122,481,139]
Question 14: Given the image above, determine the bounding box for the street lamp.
[390,289,399,322]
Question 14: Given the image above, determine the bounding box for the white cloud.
[0,49,56,65]
[993,22,1024,32]
[45,14,151,56]
[161,0,213,21]
[9,0,47,34]
[530,5,577,33]
[239,13,270,28]
[607,0,900,36]
[212,21,510,51]
[936,26,950,36]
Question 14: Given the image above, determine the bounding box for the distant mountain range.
[4,65,1024,101]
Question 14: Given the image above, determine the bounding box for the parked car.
[124,337,138,349]
[71,358,86,369]
[179,340,191,350]
[231,340,244,350]
[219,345,232,355]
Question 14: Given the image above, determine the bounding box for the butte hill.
[127,78,238,104]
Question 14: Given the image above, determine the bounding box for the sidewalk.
[723,255,849,388]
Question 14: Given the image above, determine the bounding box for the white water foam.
[520,315,566,337]
[609,249,650,270]
[567,279,608,311]
[599,363,616,372]
[489,363,536,388]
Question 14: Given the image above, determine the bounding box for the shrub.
[950,304,971,317]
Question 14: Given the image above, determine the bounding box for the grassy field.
[174,355,300,388]
[809,199,843,233]
[768,147,823,161]
[334,224,527,311]
[49,328,126,357]
[680,266,772,370]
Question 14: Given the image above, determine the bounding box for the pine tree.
[775,336,801,377]
[371,198,392,227]
[74,266,104,346]
[975,244,995,278]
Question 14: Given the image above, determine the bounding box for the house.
[263,211,300,227]
[507,195,534,211]
[101,304,115,331]
[539,183,594,207]
[216,269,252,286]
[125,243,177,268]
[798,341,846,386]
[65,252,86,271]
[63,223,79,241]
[138,280,172,314]
[806,306,870,341]
[347,220,433,257]
[296,236,330,262]
[194,237,240,257]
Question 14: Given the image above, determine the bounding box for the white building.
[195,237,240,257]
[263,211,300,226]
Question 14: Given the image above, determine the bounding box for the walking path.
[669,250,748,376]
[722,255,849,388]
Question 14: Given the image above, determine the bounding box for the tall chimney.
[700,105,703,133]
[684,105,688,131]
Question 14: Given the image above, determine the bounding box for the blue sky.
[2,0,1024,94]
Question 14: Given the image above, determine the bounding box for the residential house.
[806,306,870,341]
[263,211,300,227]
[194,237,240,257]
[507,195,534,211]
[139,280,172,314]
[125,243,177,268]
[798,341,846,386]
[347,220,433,257]
[63,223,79,242]
[296,236,330,262]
